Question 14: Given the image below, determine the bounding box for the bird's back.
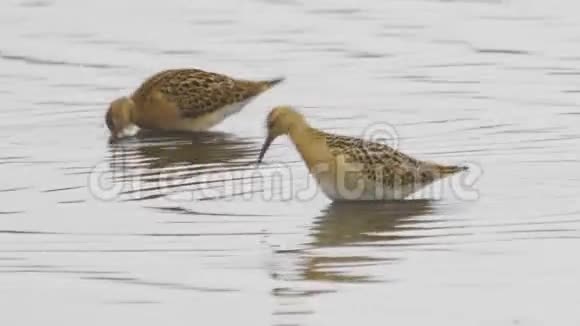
[132,69,262,116]
[129,68,283,131]
[314,129,466,199]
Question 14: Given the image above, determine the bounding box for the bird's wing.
[136,69,264,118]
[321,132,444,186]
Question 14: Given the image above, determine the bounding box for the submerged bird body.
[258,106,467,201]
[106,69,283,138]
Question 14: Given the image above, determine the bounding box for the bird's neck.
[125,98,139,124]
[288,125,332,172]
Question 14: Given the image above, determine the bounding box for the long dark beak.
[257,135,275,164]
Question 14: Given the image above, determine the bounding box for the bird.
[105,68,284,139]
[257,106,468,201]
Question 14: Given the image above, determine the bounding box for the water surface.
[1,0,579,325]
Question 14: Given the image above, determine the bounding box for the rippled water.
[1,0,580,325]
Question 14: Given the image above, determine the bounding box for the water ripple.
[0,51,121,69]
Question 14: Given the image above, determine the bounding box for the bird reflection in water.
[272,200,434,286]
[106,130,262,201]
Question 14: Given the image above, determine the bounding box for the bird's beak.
[108,134,118,144]
[108,126,124,143]
[257,134,275,164]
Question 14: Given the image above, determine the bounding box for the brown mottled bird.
[257,106,468,201]
[105,68,284,139]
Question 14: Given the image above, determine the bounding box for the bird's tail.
[439,164,469,175]
[259,77,285,91]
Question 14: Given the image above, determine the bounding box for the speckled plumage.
[132,69,281,119]
[258,106,467,201]
[316,129,466,187]
[105,68,283,138]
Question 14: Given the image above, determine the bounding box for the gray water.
[1,0,580,325]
